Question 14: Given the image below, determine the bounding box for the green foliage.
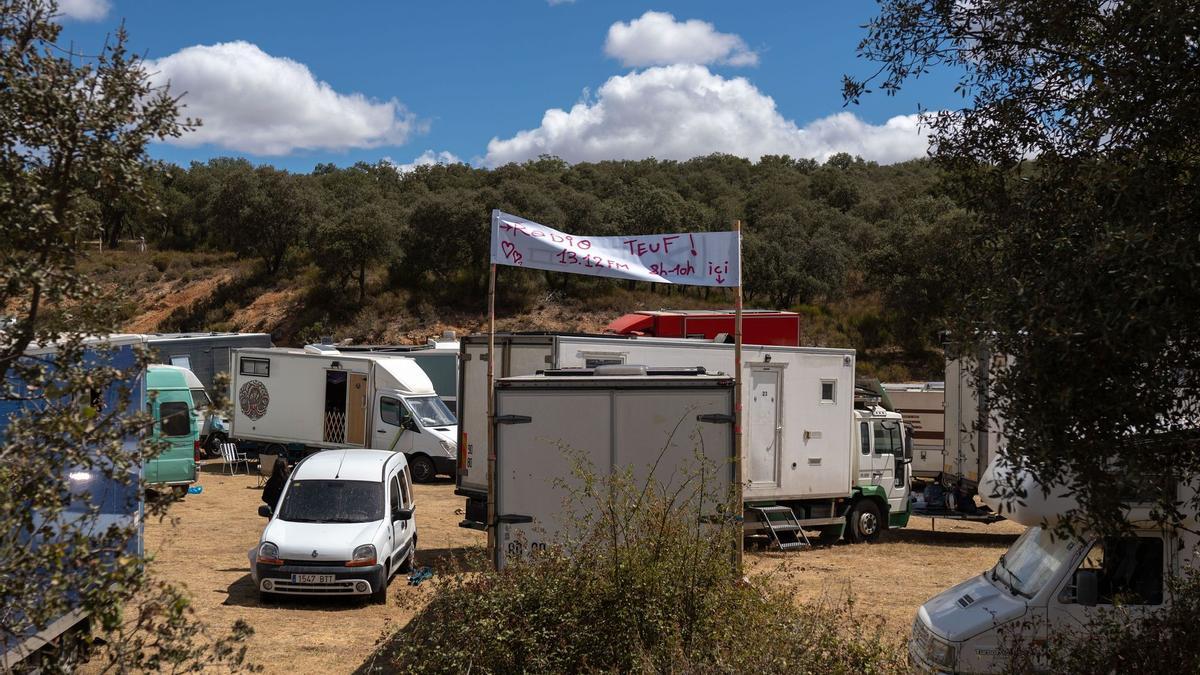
[371,466,905,674]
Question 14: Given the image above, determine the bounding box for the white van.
[249,449,417,604]
[909,457,1197,673]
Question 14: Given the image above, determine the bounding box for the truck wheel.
[817,525,843,546]
[409,454,436,483]
[847,500,883,543]
[204,431,227,458]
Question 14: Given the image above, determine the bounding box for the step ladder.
[750,505,811,552]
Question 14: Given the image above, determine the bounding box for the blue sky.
[57,1,960,172]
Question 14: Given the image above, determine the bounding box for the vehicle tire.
[409,454,436,483]
[846,499,883,543]
[398,544,416,574]
[204,431,228,458]
[817,525,843,546]
[258,590,275,604]
[371,580,388,605]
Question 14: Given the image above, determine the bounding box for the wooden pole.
[486,263,497,567]
[733,220,744,571]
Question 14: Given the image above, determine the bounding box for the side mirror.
[393,506,415,521]
[1075,569,1100,606]
[258,505,272,519]
[404,418,420,432]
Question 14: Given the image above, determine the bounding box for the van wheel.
[399,545,416,574]
[204,432,227,457]
[409,455,436,483]
[371,581,388,605]
[847,500,883,543]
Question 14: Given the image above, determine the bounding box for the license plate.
[290,574,335,584]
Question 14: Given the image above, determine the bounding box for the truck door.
[747,367,782,488]
[868,419,907,513]
[376,394,415,454]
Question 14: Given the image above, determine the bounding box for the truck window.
[380,397,403,426]
[860,422,870,455]
[820,380,836,403]
[160,401,191,437]
[873,421,902,456]
[1075,536,1164,605]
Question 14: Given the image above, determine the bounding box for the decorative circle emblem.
[239,380,269,420]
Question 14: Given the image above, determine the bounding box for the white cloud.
[386,150,461,173]
[604,11,758,67]
[483,65,929,167]
[146,41,422,155]
[58,0,110,21]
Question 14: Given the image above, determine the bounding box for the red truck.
[605,309,801,346]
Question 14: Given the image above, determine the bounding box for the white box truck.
[910,456,1197,674]
[944,350,1011,488]
[229,346,458,482]
[456,333,912,543]
[492,367,736,568]
[883,381,945,482]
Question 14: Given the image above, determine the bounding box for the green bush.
[371,466,906,674]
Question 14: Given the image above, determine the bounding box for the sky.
[55,0,961,173]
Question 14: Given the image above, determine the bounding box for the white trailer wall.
[944,352,1010,486]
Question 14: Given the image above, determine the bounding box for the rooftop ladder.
[751,505,811,552]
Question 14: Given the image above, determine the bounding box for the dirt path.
[146,463,1021,672]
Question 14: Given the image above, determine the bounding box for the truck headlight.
[258,541,283,565]
[928,636,957,670]
[348,544,377,567]
[439,439,454,455]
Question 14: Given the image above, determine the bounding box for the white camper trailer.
[492,367,736,569]
[944,351,1011,488]
[910,456,1197,674]
[456,333,912,544]
[229,347,458,482]
[883,382,945,482]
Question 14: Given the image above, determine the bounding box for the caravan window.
[820,380,836,403]
[240,357,270,377]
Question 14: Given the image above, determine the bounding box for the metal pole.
[733,219,744,571]
[486,262,497,567]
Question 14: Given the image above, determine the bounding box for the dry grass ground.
[145,462,1022,673]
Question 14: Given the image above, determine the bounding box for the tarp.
[490,210,740,287]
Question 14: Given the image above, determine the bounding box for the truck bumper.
[255,562,385,596]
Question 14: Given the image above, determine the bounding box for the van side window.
[860,422,870,455]
[1076,536,1164,605]
[390,474,402,514]
[160,401,191,436]
[381,397,402,426]
[399,468,412,508]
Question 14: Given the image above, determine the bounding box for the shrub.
[370,463,906,674]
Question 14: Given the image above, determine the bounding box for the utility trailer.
[882,382,945,483]
[228,346,458,481]
[492,367,736,569]
[457,333,912,544]
[336,334,460,413]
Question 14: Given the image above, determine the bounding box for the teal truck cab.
[145,365,199,488]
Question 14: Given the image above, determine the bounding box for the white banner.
[490,210,740,287]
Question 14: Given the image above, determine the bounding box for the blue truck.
[0,334,146,668]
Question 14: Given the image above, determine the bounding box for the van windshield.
[277,480,383,523]
[992,526,1084,598]
[406,396,456,427]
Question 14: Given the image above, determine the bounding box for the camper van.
[145,365,199,488]
[456,333,912,543]
[229,347,457,482]
[338,334,460,413]
[909,457,1197,674]
[492,367,736,568]
[883,382,945,482]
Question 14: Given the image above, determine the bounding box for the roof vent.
[304,344,340,355]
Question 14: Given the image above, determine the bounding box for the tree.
[848,0,1200,535]
[0,0,251,669]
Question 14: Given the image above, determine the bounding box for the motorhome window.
[406,396,456,427]
[860,422,870,455]
[277,480,383,523]
[1075,536,1164,605]
[820,380,836,403]
[873,422,903,456]
[170,355,192,370]
[380,397,402,426]
[240,357,269,377]
[160,401,191,436]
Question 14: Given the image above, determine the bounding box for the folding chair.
[220,441,250,475]
[256,454,279,487]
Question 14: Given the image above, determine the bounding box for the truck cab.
[909,459,1197,674]
[846,407,912,541]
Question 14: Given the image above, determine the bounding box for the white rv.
[337,333,461,413]
[229,347,457,482]
[910,457,1196,674]
[944,350,1011,488]
[456,334,912,544]
[883,381,945,482]
[492,367,736,568]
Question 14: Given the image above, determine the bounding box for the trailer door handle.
[696,414,734,424]
[496,415,532,425]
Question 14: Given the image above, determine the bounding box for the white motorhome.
[910,458,1197,674]
[456,333,912,544]
[492,367,736,568]
[883,381,945,482]
[944,350,1011,488]
[229,347,457,482]
[337,333,461,413]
